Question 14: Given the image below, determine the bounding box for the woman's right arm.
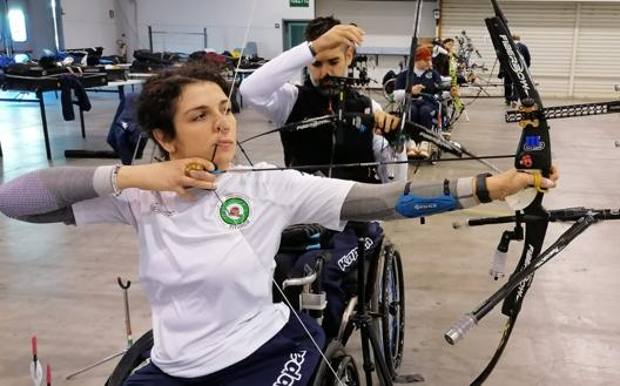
[0,160,217,224]
[0,166,117,224]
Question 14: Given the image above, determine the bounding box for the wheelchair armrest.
[281,252,329,290]
[417,91,455,104]
[416,92,441,102]
[281,252,330,320]
[438,78,453,91]
[282,270,318,289]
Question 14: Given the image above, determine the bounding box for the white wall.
[316,0,439,86]
[124,0,314,58]
[60,0,119,54]
[316,0,438,48]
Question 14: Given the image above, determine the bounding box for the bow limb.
[381,0,424,154]
[228,0,258,166]
[465,2,552,384]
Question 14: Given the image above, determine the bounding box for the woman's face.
[156,81,237,170]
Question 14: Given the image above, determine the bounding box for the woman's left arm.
[340,169,558,222]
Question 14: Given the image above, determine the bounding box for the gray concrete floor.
[1,89,619,386]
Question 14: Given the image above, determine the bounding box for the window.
[8,8,27,43]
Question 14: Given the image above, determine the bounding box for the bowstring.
[227,0,257,167]
[379,0,423,182]
[221,3,345,384]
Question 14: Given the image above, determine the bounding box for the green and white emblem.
[218,196,251,229]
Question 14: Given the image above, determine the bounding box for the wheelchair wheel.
[312,341,361,386]
[372,241,406,378]
[105,330,153,386]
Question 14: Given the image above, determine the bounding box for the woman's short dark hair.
[305,16,341,42]
[137,63,231,147]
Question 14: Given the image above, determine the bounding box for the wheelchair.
[274,222,406,381]
[105,222,406,386]
[382,75,460,162]
[411,77,460,161]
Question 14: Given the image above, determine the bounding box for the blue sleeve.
[395,191,458,218]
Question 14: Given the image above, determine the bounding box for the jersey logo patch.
[218,195,251,229]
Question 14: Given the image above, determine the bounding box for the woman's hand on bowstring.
[117,159,218,200]
[373,110,401,134]
[487,166,560,201]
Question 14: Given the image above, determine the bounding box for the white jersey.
[72,163,354,378]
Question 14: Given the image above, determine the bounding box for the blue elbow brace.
[395,182,458,218]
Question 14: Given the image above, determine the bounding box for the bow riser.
[462,2,553,384]
[485,16,551,178]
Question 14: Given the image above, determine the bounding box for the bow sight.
[348,55,372,87]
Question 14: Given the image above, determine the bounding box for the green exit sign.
[290,0,309,7]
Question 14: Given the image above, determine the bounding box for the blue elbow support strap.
[395,181,458,218]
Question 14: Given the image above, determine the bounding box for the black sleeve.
[523,45,531,67]
[433,54,449,76]
[428,70,442,94]
[518,43,531,68]
[394,70,407,90]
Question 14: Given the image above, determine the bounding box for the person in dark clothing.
[240,17,405,184]
[499,34,531,107]
[394,46,442,158]
[432,39,450,77]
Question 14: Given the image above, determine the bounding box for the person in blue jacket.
[394,46,442,158]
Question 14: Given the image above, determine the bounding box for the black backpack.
[106,94,147,164]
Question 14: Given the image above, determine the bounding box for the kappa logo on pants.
[272,350,307,386]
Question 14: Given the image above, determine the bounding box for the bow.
[383,0,424,153]
[443,2,620,385]
[236,111,509,173]
[452,2,553,384]
[221,2,502,384]
[234,0,505,178]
